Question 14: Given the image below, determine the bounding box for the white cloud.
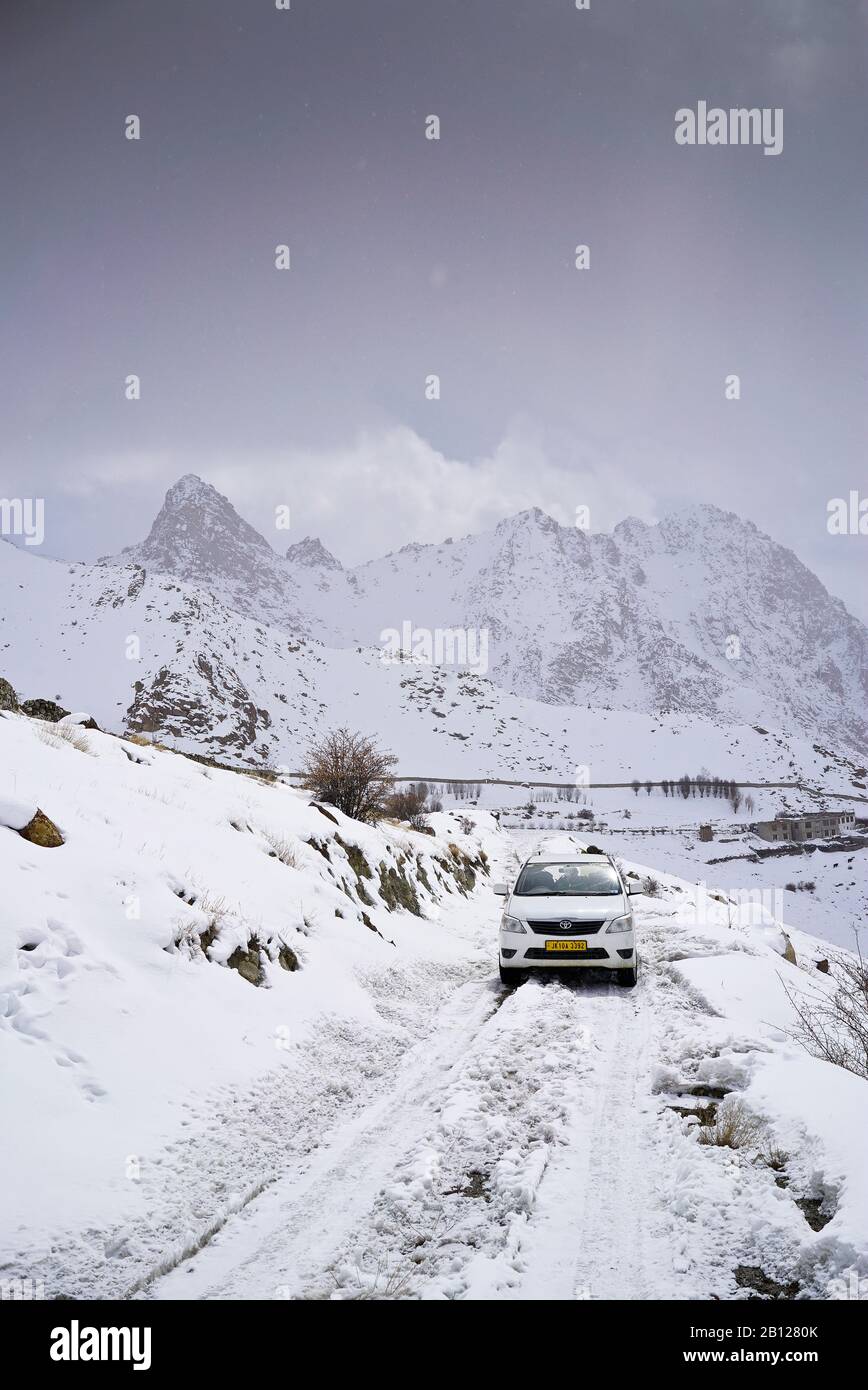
[201,420,660,564]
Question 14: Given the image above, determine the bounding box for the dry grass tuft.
[260,830,299,868]
[697,1096,765,1149]
[37,723,90,754]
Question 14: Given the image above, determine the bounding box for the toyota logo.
[560,920,573,930]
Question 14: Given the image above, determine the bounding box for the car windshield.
[513,861,622,896]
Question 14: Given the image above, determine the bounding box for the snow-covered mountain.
[3,473,866,771]
[91,474,868,753]
[1,532,865,789]
[295,502,868,748]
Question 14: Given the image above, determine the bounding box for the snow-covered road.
[136,839,855,1303]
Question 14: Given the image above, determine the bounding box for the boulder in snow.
[19,809,65,848]
[20,698,70,723]
[58,712,100,731]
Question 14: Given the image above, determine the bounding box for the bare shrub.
[329,1256,414,1301]
[697,1097,765,1149]
[759,1140,789,1172]
[642,875,662,897]
[383,784,430,829]
[300,727,397,824]
[782,944,868,1079]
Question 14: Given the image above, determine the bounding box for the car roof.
[523,854,612,865]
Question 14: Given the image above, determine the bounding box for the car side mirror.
[493,883,509,897]
[627,882,642,895]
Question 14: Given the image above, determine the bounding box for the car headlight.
[605,913,633,935]
[501,915,528,934]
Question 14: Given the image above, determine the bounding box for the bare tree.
[383,783,434,829]
[781,943,868,1079]
[301,727,397,824]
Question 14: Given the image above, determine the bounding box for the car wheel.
[616,962,638,988]
[499,964,525,988]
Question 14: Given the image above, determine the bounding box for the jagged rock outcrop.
[21,699,70,723]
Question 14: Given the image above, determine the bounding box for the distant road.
[284,772,868,803]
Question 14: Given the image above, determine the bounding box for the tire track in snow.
[291,976,627,1300]
[507,966,679,1300]
[147,975,508,1299]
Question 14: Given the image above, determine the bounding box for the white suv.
[494,853,640,988]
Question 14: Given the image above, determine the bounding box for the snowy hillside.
[1,709,865,1302]
[0,707,492,1296]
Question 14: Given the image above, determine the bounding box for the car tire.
[616,961,638,988]
[499,964,525,988]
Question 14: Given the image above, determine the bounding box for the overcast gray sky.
[1,0,866,616]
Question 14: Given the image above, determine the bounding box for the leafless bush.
[383,784,432,829]
[300,727,397,824]
[329,1256,414,1301]
[697,1097,764,1149]
[642,875,662,897]
[782,944,868,1079]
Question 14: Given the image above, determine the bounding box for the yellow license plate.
[545,939,587,952]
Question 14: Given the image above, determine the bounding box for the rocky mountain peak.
[101,475,306,633]
[122,475,276,568]
[494,506,562,539]
[285,536,343,571]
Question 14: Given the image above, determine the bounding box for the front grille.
[527,919,605,936]
[525,946,608,961]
